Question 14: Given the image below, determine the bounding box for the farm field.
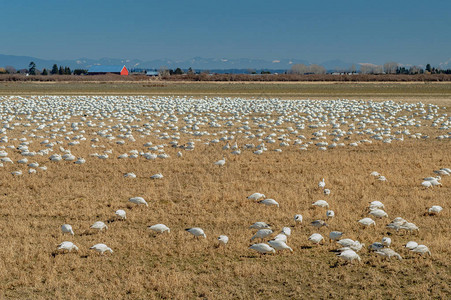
[1,81,451,102]
[0,90,450,299]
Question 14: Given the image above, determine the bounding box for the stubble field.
[0,84,449,299]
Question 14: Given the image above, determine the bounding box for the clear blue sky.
[1,0,450,65]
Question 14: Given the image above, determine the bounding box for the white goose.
[337,249,361,264]
[308,233,324,245]
[90,243,113,254]
[258,199,279,207]
[129,197,148,206]
[247,193,266,201]
[214,157,226,166]
[358,218,376,227]
[294,214,303,224]
[249,222,271,229]
[218,235,229,245]
[148,224,170,233]
[90,221,108,231]
[185,227,206,238]
[61,224,74,235]
[268,240,293,252]
[57,241,79,252]
[250,229,273,241]
[249,243,275,254]
[312,200,329,208]
[115,209,127,220]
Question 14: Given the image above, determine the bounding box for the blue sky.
[1,0,450,66]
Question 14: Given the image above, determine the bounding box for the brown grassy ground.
[0,94,449,299]
[1,81,451,102]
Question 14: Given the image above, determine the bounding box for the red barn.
[87,65,129,75]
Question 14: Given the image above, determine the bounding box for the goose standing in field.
[434,169,450,176]
[386,217,407,231]
[124,173,136,178]
[281,227,291,236]
[368,242,384,251]
[258,199,279,207]
[90,221,108,231]
[423,176,441,182]
[337,249,361,264]
[429,179,442,186]
[115,209,126,220]
[129,197,148,206]
[323,189,331,196]
[349,241,365,252]
[273,233,288,242]
[249,243,275,254]
[150,173,163,179]
[268,239,293,252]
[421,181,432,188]
[318,178,326,189]
[427,205,443,215]
[250,229,273,242]
[369,201,385,210]
[57,241,79,253]
[61,224,74,235]
[326,210,335,219]
[399,222,419,233]
[370,171,380,177]
[410,245,431,256]
[405,241,418,250]
[74,157,86,164]
[185,227,206,238]
[312,200,329,208]
[375,248,402,260]
[337,239,356,248]
[329,231,344,242]
[358,218,375,227]
[249,222,271,229]
[369,209,388,218]
[214,157,226,166]
[90,243,113,255]
[308,233,324,245]
[310,220,328,228]
[377,176,387,182]
[217,235,229,246]
[294,214,303,225]
[247,193,266,201]
[382,237,392,247]
[148,224,170,233]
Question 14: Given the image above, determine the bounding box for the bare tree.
[158,66,170,76]
[309,64,326,74]
[290,64,308,75]
[5,66,16,74]
[383,62,398,74]
[360,63,383,74]
[409,66,421,74]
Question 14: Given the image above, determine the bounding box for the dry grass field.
[1,81,451,100]
[0,91,449,299]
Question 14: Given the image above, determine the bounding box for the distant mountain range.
[1,54,449,72]
[0,54,355,72]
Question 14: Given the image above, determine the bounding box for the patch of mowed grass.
[0,110,449,299]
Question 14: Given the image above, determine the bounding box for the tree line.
[0,62,88,75]
[290,62,451,75]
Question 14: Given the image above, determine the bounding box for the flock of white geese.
[0,96,448,264]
